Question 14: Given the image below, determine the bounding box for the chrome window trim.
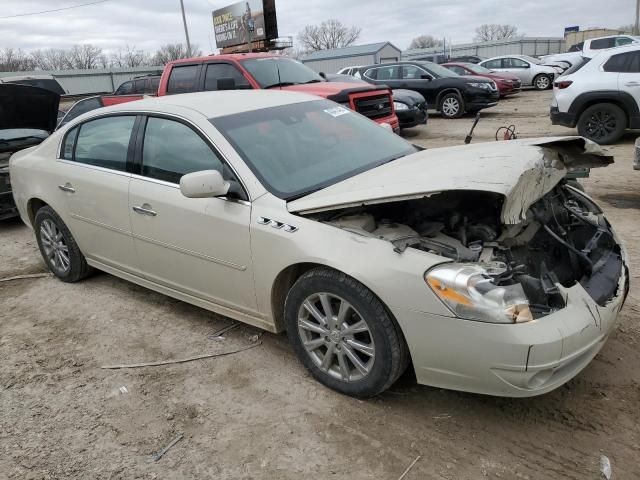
[56,109,252,202]
[55,158,132,178]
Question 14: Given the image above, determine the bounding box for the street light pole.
[179,0,192,56]
[635,0,640,35]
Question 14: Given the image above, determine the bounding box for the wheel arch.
[435,88,463,109]
[569,91,638,126]
[26,197,50,227]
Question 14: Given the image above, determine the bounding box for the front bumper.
[465,89,500,111]
[0,169,18,220]
[397,106,428,129]
[391,262,628,397]
[550,106,577,128]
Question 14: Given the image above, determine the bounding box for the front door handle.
[58,183,75,193]
[132,205,157,217]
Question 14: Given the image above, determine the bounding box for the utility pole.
[179,0,192,56]
[635,0,640,35]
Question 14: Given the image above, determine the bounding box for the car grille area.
[352,93,393,120]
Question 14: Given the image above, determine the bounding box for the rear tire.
[577,103,626,145]
[439,93,465,119]
[533,74,551,90]
[34,206,91,283]
[284,268,409,398]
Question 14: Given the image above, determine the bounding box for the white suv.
[550,44,640,144]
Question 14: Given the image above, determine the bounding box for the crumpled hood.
[287,137,613,224]
[0,83,60,133]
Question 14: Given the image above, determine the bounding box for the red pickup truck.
[157,54,398,131]
[60,54,399,133]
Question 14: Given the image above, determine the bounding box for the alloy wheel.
[39,219,70,274]
[584,111,617,140]
[442,97,460,117]
[297,293,375,382]
[535,75,550,89]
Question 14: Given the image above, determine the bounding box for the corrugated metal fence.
[0,66,164,95]
[404,37,565,60]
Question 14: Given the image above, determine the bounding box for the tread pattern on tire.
[285,267,410,397]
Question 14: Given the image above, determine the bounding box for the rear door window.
[204,63,251,90]
[483,59,502,69]
[615,37,634,47]
[133,79,147,93]
[504,58,528,68]
[167,65,200,94]
[115,81,133,95]
[58,97,104,128]
[604,52,635,72]
[590,38,616,50]
[402,65,427,79]
[372,65,400,81]
[73,116,135,171]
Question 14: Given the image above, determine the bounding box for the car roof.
[97,90,321,119]
[588,34,640,41]
[168,52,280,66]
[594,42,640,55]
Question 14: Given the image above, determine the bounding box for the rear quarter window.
[167,65,199,94]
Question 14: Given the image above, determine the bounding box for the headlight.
[393,101,410,111]
[425,264,533,323]
[468,82,491,90]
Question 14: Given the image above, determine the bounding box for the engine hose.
[542,224,594,273]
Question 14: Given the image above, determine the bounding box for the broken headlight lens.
[425,264,533,323]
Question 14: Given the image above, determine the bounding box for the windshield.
[418,62,458,78]
[211,100,417,199]
[240,57,323,88]
[466,64,493,74]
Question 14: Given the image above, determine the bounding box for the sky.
[0,0,635,54]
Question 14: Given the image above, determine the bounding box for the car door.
[611,51,640,108]
[481,58,504,73]
[57,114,140,274]
[401,64,437,106]
[128,115,257,313]
[503,58,532,84]
[363,65,402,89]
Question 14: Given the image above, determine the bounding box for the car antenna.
[277,59,282,88]
[464,112,481,144]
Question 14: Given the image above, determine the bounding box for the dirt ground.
[1,90,639,479]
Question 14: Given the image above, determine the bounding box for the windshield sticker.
[324,106,350,118]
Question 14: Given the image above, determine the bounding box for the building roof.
[301,42,400,62]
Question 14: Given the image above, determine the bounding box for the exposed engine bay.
[314,182,624,318]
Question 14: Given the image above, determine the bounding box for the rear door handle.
[625,81,640,87]
[58,183,75,193]
[132,205,157,217]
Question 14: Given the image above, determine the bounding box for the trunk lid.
[287,137,612,224]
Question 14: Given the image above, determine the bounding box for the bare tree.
[297,19,361,52]
[111,45,151,68]
[408,35,442,50]
[31,48,70,70]
[67,44,104,69]
[474,24,520,42]
[151,43,201,65]
[0,48,36,72]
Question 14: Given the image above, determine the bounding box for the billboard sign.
[213,1,277,49]
[564,26,580,34]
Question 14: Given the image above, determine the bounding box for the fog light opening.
[528,369,554,389]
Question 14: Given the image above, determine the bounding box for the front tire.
[533,74,551,90]
[284,268,409,398]
[34,206,91,282]
[577,103,626,145]
[439,93,464,119]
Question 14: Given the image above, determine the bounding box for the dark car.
[449,55,485,64]
[1,84,59,220]
[326,74,427,129]
[114,74,161,95]
[0,75,66,95]
[355,62,499,119]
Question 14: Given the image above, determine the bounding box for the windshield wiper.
[264,82,297,89]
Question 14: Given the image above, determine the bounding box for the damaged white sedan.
[10,91,629,398]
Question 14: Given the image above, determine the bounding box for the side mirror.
[319,72,327,79]
[180,170,230,198]
[217,77,236,90]
[420,74,432,80]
